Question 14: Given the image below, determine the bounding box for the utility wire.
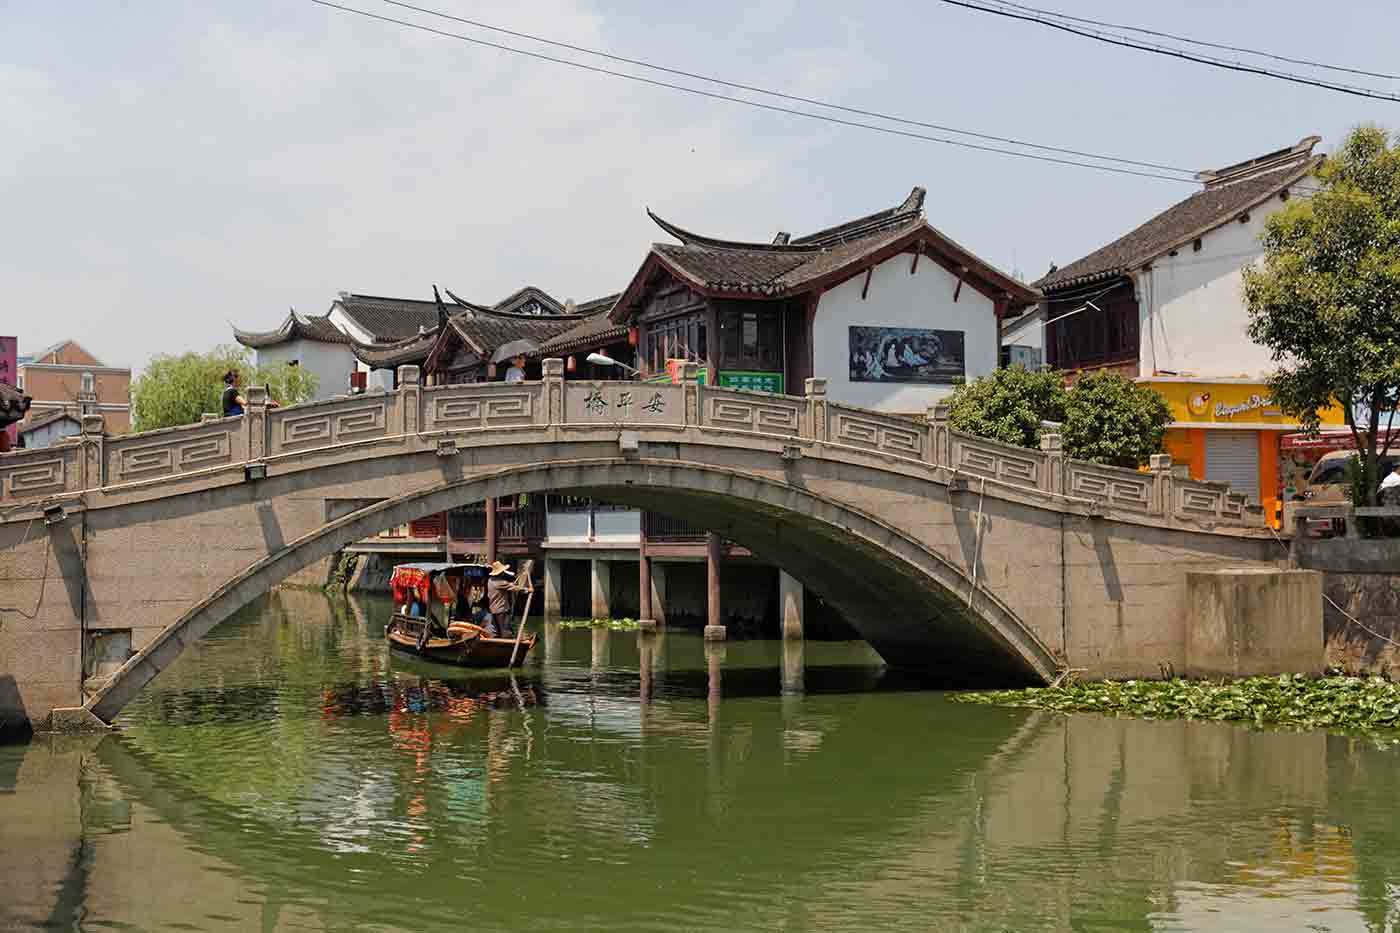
[307,0,1200,184]
[996,0,1400,82]
[373,0,1196,176]
[936,0,1400,103]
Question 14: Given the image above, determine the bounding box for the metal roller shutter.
[1204,431,1259,503]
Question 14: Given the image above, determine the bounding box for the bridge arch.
[84,457,1057,723]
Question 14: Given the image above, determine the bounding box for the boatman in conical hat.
[487,561,516,639]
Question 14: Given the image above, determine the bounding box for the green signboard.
[718,370,784,393]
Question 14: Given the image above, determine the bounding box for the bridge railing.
[0,361,1261,529]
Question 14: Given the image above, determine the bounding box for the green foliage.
[946,365,1068,448]
[556,618,640,630]
[956,674,1400,737]
[132,345,319,432]
[1061,370,1172,468]
[1244,125,1400,505]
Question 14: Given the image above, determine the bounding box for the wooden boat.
[384,561,537,669]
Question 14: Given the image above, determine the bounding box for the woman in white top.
[504,354,527,383]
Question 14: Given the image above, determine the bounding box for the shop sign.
[718,370,784,393]
[1213,393,1273,419]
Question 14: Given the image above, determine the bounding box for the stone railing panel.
[267,394,398,456]
[0,445,79,500]
[1172,476,1252,525]
[948,431,1047,490]
[564,382,685,426]
[827,402,928,461]
[423,383,540,432]
[104,420,247,486]
[703,388,804,437]
[1065,461,1156,514]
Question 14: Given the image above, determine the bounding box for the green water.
[4,589,1400,931]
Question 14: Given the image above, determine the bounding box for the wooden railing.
[0,361,1264,531]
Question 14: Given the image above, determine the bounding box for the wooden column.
[485,497,498,563]
[704,532,725,640]
[638,511,656,631]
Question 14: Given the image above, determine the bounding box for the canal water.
[4,589,1400,931]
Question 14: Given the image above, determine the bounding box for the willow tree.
[132,345,319,431]
[1244,126,1400,505]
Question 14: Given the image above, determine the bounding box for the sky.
[2,0,1397,371]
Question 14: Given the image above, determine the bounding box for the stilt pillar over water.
[779,570,804,640]
[638,513,656,632]
[649,562,669,628]
[590,559,612,619]
[704,532,725,641]
[484,496,498,564]
[543,558,562,619]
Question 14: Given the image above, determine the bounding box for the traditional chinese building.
[1036,135,1345,517]
[609,187,1038,413]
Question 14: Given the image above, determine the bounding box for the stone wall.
[1291,538,1400,663]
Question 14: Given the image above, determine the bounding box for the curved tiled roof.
[1038,148,1321,293]
[615,186,1035,315]
[233,312,353,349]
[331,294,443,341]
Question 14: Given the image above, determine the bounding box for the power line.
[307,0,1200,184]
[373,0,1196,176]
[996,0,1400,82]
[936,0,1400,103]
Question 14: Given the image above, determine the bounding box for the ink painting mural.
[848,326,965,384]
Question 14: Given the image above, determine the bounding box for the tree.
[131,345,319,432]
[1061,370,1171,469]
[946,365,1068,448]
[1244,125,1400,506]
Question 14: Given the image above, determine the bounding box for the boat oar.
[509,587,534,668]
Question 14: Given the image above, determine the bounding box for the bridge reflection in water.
[1,589,1397,931]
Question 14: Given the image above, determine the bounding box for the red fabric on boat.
[390,566,432,606]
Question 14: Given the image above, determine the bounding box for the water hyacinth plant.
[955,674,1400,736]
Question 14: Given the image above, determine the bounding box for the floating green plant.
[555,618,641,630]
[955,674,1400,736]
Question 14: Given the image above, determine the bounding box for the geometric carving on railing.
[114,433,232,480]
[431,391,534,429]
[952,437,1042,487]
[1178,484,1223,515]
[707,396,801,436]
[2,456,66,497]
[831,411,926,459]
[276,403,387,450]
[1067,464,1152,512]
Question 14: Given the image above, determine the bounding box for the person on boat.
[487,561,516,638]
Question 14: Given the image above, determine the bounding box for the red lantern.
[487,362,497,379]
[628,326,639,347]
[566,355,577,372]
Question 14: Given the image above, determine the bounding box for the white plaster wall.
[813,253,999,412]
[22,418,80,449]
[254,340,355,401]
[1137,184,1301,379]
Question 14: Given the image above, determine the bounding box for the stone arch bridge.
[0,361,1278,731]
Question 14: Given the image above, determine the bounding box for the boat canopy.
[390,562,490,606]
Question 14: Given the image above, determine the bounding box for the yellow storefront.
[1140,379,1346,525]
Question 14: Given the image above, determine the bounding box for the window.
[718,308,781,371]
[81,372,94,393]
[1046,282,1138,370]
[642,314,706,374]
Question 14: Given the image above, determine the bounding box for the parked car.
[1296,449,1400,535]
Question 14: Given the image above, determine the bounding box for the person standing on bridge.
[487,561,516,638]
[504,354,528,384]
[222,369,279,418]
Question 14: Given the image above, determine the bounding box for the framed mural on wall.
[848,326,965,384]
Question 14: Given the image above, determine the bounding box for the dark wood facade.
[632,271,805,394]
[1044,278,1140,373]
